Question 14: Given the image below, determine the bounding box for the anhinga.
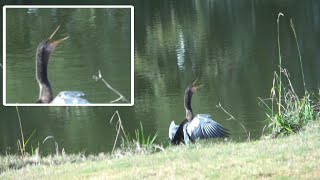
[169,81,229,145]
[35,25,89,104]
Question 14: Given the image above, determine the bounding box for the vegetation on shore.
[1,122,319,179]
[258,13,320,137]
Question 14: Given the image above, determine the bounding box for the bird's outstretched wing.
[187,114,229,140]
[168,121,179,140]
[51,91,89,104]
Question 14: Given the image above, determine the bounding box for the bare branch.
[216,102,250,141]
[110,96,124,103]
[110,110,128,154]
[42,136,55,144]
[217,102,236,121]
[93,70,128,103]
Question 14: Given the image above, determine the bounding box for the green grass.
[1,123,319,179]
[15,106,37,156]
[135,122,158,148]
[109,111,160,156]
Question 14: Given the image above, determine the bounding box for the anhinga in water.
[35,26,89,104]
[169,81,229,145]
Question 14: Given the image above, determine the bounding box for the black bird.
[169,81,229,145]
[35,25,89,104]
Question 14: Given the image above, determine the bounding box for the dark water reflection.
[1,1,320,154]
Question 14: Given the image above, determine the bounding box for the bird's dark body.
[171,119,188,145]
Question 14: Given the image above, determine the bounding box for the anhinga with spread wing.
[35,25,89,104]
[169,81,229,145]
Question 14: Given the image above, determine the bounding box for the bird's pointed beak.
[48,25,61,40]
[193,84,204,91]
[49,36,69,49]
[192,77,199,85]
[47,25,69,52]
[195,84,204,89]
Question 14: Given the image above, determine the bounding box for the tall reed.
[259,13,319,137]
[16,106,36,156]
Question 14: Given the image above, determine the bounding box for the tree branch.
[93,70,129,103]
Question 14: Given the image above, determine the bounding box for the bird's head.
[36,25,69,63]
[185,78,204,95]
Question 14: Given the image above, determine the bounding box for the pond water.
[1,0,320,154]
[5,8,132,104]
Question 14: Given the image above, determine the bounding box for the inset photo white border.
[3,5,134,106]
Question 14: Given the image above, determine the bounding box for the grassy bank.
[1,122,319,179]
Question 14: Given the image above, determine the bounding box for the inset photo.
[3,5,134,106]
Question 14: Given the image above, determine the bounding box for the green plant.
[259,13,320,137]
[16,106,37,156]
[109,111,161,156]
[134,122,158,149]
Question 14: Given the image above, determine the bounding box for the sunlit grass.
[1,122,319,179]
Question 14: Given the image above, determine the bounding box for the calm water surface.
[5,8,131,104]
[1,1,320,154]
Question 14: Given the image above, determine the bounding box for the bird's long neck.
[36,48,53,103]
[184,90,194,121]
